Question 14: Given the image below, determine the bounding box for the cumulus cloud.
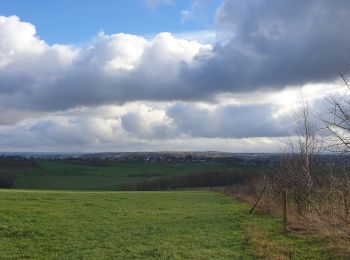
[33,117,119,145]
[0,16,77,73]
[117,101,294,140]
[0,115,124,150]
[121,106,176,139]
[1,81,336,152]
[1,1,350,113]
[173,30,217,45]
[0,101,293,152]
[167,103,292,138]
[194,0,350,92]
[0,16,212,111]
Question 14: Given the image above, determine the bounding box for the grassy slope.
[10,160,258,190]
[0,190,331,259]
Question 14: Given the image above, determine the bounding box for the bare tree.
[322,73,350,221]
[277,100,322,217]
[323,72,350,151]
[330,167,350,222]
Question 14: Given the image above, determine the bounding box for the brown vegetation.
[216,86,350,256]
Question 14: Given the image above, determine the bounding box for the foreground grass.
[243,213,333,259]
[0,190,332,259]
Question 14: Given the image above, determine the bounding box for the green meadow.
[3,160,259,190]
[0,190,331,259]
[0,160,336,258]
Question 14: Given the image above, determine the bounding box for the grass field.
[3,160,260,190]
[0,190,331,259]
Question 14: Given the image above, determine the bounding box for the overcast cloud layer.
[0,0,349,151]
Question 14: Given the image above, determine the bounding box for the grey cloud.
[0,100,295,151]
[121,112,176,139]
[167,103,292,138]
[118,102,294,140]
[29,120,92,146]
[0,109,41,125]
[27,117,118,146]
[187,0,350,92]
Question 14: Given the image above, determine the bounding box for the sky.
[0,0,349,152]
[0,0,221,44]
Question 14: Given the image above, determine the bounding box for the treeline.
[124,170,263,191]
[0,174,13,188]
[0,157,31,188]
[127,172,167,178]
[0,157,38,168]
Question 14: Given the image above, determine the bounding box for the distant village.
[0,151,280,164]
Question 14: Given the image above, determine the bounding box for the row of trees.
[124,170,261,191]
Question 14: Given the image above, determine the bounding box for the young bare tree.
[277,100,322,217]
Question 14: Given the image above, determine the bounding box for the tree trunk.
[282,189,288,232]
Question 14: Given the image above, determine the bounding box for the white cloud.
[173,30,217,44]
[0,16,78,69]
[0,16,212,111]
[181,0,208,23]
[88,32,147,71]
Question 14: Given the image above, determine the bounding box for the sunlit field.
[2,159,260,190]
[0,190,330,259]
